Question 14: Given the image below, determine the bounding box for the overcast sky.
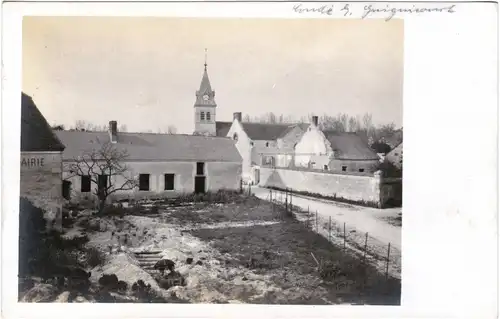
[23,17,403,134]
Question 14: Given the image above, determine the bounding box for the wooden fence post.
[343,222,346,252]
[328,216,332,242]
[363,232,368,262]
[316,211,318,232]
[307,206,311,228]
[285,189,288,213]
[385,242,391,279]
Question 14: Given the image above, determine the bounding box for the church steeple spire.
[193,49,217,136]
[204,48,208,71]
[195,49,216,106]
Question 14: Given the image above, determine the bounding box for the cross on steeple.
[204,48,207,70]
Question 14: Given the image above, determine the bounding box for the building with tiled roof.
[220,112,308,184]
[58,120,242,201]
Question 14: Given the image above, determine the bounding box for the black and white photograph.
[18,16,403,304]
[1,1,497,318]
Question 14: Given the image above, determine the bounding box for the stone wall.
[20,151,63,228]
[259,167,401,208]
[63,160,242,202]
[328,159,380,174]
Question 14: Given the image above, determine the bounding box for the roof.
[55,131,242,163]
[216,121,232,137]
[277,123,310,139]
[21,92,65,152]
[199,66,212,94]
[240,122,296,141]
[323,131,379,160]
[194,66,216,106]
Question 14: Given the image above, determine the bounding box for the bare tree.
[166,125,177,134]
[51,124,65,131]
[348,116,358,132]
[73,120,107,132]
[66,142,137,213]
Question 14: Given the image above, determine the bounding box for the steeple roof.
[194,50,216,107]
[198,66,213,94]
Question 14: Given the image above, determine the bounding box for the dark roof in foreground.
[215,121,232,137]
[21,93,65,152]
[55,131,242,163]
[323,131,379,160]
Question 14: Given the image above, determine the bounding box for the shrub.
[102,205,125,218]
[19,198,48,276]
[84,247,106,268]
[98,274,119,290]
[131,280,166,303]
[150,205,159,214]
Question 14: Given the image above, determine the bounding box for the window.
[196,162,205,175]
[164,174,175,191]
[266,142,269,147]
[233,133,238,141]
[341,166,347,172]
[359,168,365,173]
[200,111,205,121]
[250,142,254,146]
[323,165,328,170]
[139,174,150,191]
[81,175,91,192]
[206,112,211,121]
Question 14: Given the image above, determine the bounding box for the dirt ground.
[24,194,400,304]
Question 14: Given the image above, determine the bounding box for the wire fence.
[258,187,401,280]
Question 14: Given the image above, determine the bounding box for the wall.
[227,121,253,182]
[380,177,403,207]
[277,125,305,151]
[386,143,403,169]
[329,159,380,174]
[259,167,383,206]
[63,160,242,202]
[194,106,217,135]
[20,151,63,227]
[294,125,333,167]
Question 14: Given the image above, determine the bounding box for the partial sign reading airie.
[21,157,45,168]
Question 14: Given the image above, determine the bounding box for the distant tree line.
[51,120,177,135]
[243,112,403,148]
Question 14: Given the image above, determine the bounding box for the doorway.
[62,180,71,200]
[254,168,260,185]
[194,176,206,194]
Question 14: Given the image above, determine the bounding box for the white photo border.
[1,1,498,318]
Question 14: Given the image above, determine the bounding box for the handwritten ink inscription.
[293,4,335,16]
[21,157,45,168]
[362,4,456,21]
[292,3,456,21]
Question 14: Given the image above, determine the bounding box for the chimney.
[109,120,118,143]
[312,115,319,126]
[233,112,242,122]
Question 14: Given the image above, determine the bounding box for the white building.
[56,125,242,202]
[294,116,381,174]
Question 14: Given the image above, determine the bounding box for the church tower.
[193,49,217,136]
